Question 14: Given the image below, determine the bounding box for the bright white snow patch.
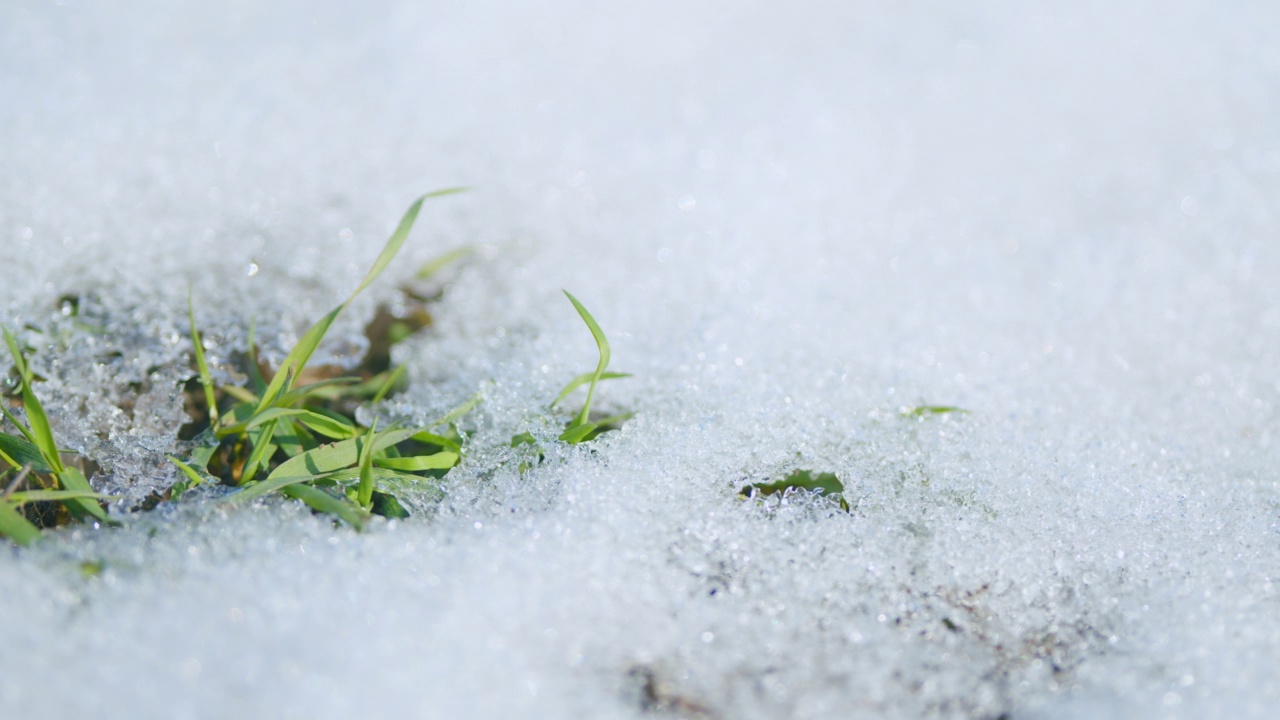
[3,1,1280,718]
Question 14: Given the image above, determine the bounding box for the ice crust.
[3,0,1280,718]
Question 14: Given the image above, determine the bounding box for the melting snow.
[3,1,1280,718]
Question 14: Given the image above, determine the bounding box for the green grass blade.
[0,404,38,446]
[188,291,219,425]
[274,377,361,407]
[294,409,358,440]
[258,191,462,413]
[3,328,63,473]
[21,380,64,470]
[268,428,419,480]
[408,431,462,455]
[900,405,969,418]
[7,489,113,504]
[374,452,459,472]
[255,306,344,412]
[220,385,259,406]
[3,327,30,382]
[57,466,109,523]
[217,407,305,438]
[280,483,368,530]
[0,501,41,545]
[552,371,631,408]
[435,392,482,429]
[240,421,279,484]
[592,411,635,427]
[219,407,356,441]
[371,365,406,404]
[562,291,611,427]
[246,317,267,396]
[356,421,379,510]
[188,442,218,471]
[415,245,475,280]
[324,465,445,487]
[220,401,259,427]
[272,418,309,458]
[231,470,338,503]
[166,455,208,496]
[350,188,468,302]
[558,422,597,444]
[0,434,54,473]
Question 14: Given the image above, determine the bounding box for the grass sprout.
[900,405,968,419]
[741,469,848,511]
[170,190,473,527]
[555,291,631,444]
[1,190,653,544]
[1,328,113,544]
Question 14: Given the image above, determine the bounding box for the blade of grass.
[240,421,278,484]
[167,455,209,494]
[326,465,446,487]
[562,291,611,428]
[0,434,54,473]
[268,428,419,480]
[408,431,462,455]
[218,407,356,440]
[188,441,218,471]
[273,377,361,407]
[57,466,109,523]
[3,327,30,381]
[558,422,597,444]
[6,489,113,504]
[255,191,462,413]
[356,420,379,510]
[371,365,406,404]
[0,404,38,447]
[900,405,969,418]
[593,411,635,427]
[188,290,219,425]
[280,483,369,530]
[373,452,458,472]
[415,245,475,280]
[4,328,63,474]
[294,409,358,440]
[552,371,631,408]
[349,188,468,302]
[255,306,344,412]
[272,418,309,458]
[216,407,306,438]
[246,317,267,396]
[220,385,259,405]
[434,392,482,429]
[0,500,41,545]
[231,470,339,503]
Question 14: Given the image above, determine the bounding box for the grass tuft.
[1,329,112,544]
[554,292,631,444]
[168,192,473,527]
[1,188,654,544]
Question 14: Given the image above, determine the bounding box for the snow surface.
[3,0,1280,717]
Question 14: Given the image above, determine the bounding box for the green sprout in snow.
[170,190,475,528]
[899,405,968,419]
[0,329,113,544]
[740,469,849,512]
[512,292,632,451]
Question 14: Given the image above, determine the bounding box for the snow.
[3,0,1280,717]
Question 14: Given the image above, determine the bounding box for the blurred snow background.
[3,0,1280,717]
